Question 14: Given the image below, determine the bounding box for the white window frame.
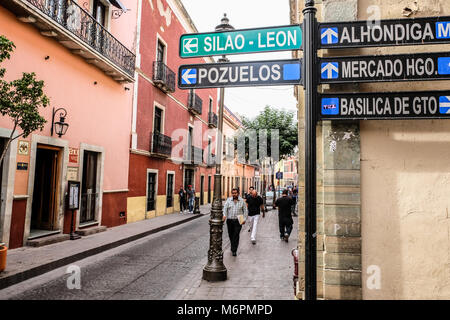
[155,33,168,64]
[77,143,105,228]
[146,169,158,215]
[153,102,166,135]
[89,0,112,30]
[166,170,175,208]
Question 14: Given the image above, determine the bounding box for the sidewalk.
[0,204,211,290]
[166,209,298,300]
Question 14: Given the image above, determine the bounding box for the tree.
[0,35,49,166]
[235,105,298,200]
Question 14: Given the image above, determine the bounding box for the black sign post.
[303,0,317,301]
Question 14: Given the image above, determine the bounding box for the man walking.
[244,186,254,202]
[178,186,187,214]
[246,190,265,245]
[187,185,195,214]
[223,188,248,256]
[275,189,295,242]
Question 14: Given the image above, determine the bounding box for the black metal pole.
[203,14,234,282]
[203,62,227,281]
[303,0,317,300]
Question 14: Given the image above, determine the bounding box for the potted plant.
[0,242,6,272]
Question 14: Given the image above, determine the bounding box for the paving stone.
[170,210,298,300]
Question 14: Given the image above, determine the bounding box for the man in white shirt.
[222,188,248,256]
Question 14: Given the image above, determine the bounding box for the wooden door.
[31,146,60,230]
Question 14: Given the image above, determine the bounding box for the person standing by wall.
[222,188,248,256]
[178,186,187,214]
[246,190,265,245]
[275,189,295,242]
[187,185,195,214]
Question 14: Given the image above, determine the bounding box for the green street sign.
[179,25,302,58]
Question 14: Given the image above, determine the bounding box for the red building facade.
[127,0,218,222]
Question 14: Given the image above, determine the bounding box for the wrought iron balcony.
[150,132,172,158]
[4,0,136,82]
[153,61,176,93]
[184,145,204,165]
[208,112,218,128]
[188,91,202,115]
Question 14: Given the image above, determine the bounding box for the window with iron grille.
[166,173,174,208]
[147,172,157,211]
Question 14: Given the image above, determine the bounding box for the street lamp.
[51,107,69,138]
[203,14,234,282]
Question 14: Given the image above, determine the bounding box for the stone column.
[321,122,361,299]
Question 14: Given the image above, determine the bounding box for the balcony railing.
[15,0,135,78]
[150,132,172,157]
[208,112,218,128]
[184,145,204,165]
[153,61,176,93]
[188,91,202,115]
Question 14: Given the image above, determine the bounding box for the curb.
[0,213,207,290]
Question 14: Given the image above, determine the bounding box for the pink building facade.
[0,0,137,248]
[126,0,219,221]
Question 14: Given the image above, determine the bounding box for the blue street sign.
[436,22,450,39]
[321,97,339,115]
[321,27,338,45]
[178,59,302,89]
[181,68,197,85]
[283,63,301,81]
[321,62,339,79]
[439,96,450,114]
[319,16,450,49]
[276,172,283,180]
[320,53,450,84]
[438,57,450,75]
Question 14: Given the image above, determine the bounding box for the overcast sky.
[180,0,298,120]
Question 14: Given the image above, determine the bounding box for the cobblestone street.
[0,208,297,300]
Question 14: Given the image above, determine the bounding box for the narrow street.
[0,209,297,300]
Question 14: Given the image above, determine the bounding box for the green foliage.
[237,105,298,162]
[0,35,49,164]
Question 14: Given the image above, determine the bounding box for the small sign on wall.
[69,147,79,164]
[17,162,28,170]
[18,141,29,155]
[67,167,79,181]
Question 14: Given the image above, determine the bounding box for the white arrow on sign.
[182,69,196,84]
[321,28,338,44]
[322,63,339,79]
[183,38,198,54]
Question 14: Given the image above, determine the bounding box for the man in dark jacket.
[178,186,187,214]
[275,189,295,242]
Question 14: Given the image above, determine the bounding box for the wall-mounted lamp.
[45,56,50,60]
[51,107,69,138]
